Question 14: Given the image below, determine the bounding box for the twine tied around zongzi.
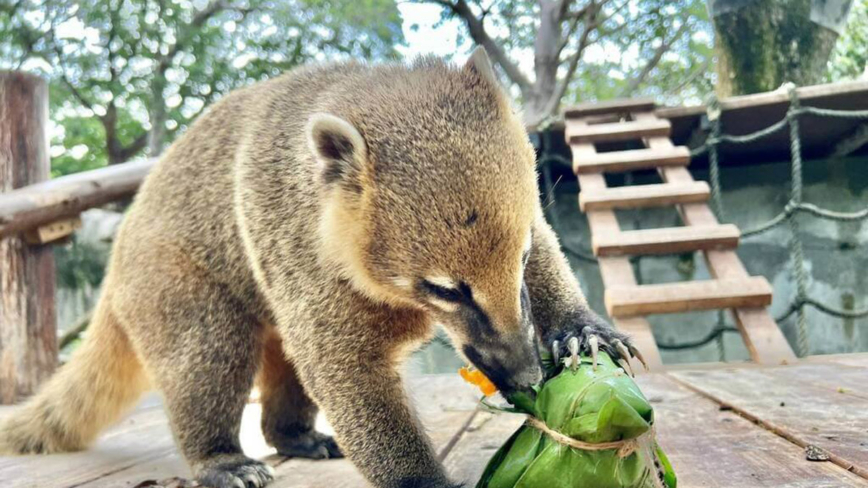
[525,416,654,458]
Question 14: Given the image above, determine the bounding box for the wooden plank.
[563,97,656,118]
[573,145,690,174]
[606,277,773,317]
[820,354,868,369]
[271,375,480,488]
[0,403,177,488]
[0,376,480,488]
[593,224,741,257]
[566,117,671,144]
[580,181,710,211]
[443,410,526,485]
[23,216,82,244]
[655,79,868,120]
[748,362,868,400]
[0,158,153,239]
[635,374,868,487]
[0,71,57,404]
[671,366,868,480]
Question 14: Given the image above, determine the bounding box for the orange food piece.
[459,366,498,397]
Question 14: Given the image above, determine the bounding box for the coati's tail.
[0,295,149,454]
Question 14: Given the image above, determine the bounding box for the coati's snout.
[420,278,543,396]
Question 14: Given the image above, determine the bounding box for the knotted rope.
[524,416,654,458]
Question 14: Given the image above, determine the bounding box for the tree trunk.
[147,73,167,157]
[0,71,58,404]
[711,0,853,96]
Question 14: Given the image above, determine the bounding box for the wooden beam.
[23,216,82,245]
[572,145,690,174]
[563,98,656,118]
[0,159,153,238]
[580,181,710,211]
[566,118,671,144]
[593,224,741,257]
[0,71,57,403]
[606,278,773,317]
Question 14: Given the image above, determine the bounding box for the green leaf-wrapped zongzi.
[475,352,676,488]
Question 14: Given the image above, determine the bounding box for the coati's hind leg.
[118,263,273,488]
[257,328,342,459]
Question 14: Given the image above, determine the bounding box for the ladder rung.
[605,277,773,317]
[573,146,690,174]
[566,118,671,144]
[564,98,656,118]
[593,224,740,257]
[580,182,710,211]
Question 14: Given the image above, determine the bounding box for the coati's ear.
[306,113,367,188]
[464,46,499,87]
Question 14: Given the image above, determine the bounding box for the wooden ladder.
[563,99,797,371]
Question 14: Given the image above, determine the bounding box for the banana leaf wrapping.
[476,352,676,488]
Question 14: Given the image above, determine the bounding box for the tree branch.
[118,132,150,162]
[620,19,691,97]
[51,46,95,111]
[536,5,597,126]
[555,2,589,57]
[670,57,710,93]
[161,0,230,70]
[432,0,532,92]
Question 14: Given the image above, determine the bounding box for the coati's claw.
[547,321,643,375]
[274,431,344,460]
[631,344,649,371]
[589,335,599,371]
[613,340,632,368]
[567,336,580,371]
[197,458,273,488]
[613,338,647,371]
[618,358,635,377]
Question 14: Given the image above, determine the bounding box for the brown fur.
[0,50,629,488]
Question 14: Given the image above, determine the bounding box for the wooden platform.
[2,356,867,487]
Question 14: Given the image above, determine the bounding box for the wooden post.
[0,71,57,404]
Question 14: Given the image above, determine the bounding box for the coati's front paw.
[272,430,343,460]
[549,323,646,375]
[196,456,274,488]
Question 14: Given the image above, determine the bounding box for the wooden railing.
[0,71,153,403]
[0,159,153,239]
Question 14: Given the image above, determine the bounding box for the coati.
[0,48,641,488]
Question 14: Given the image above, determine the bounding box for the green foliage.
[425,0,714,107]
[567,0,714,105]
[828,0,868,81]
[54,237,107,290]
[1,0,404,175]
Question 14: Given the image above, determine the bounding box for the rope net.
[699,84,868,357]
[541,85,868,356]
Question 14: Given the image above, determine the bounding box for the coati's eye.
[420,280,464,302]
